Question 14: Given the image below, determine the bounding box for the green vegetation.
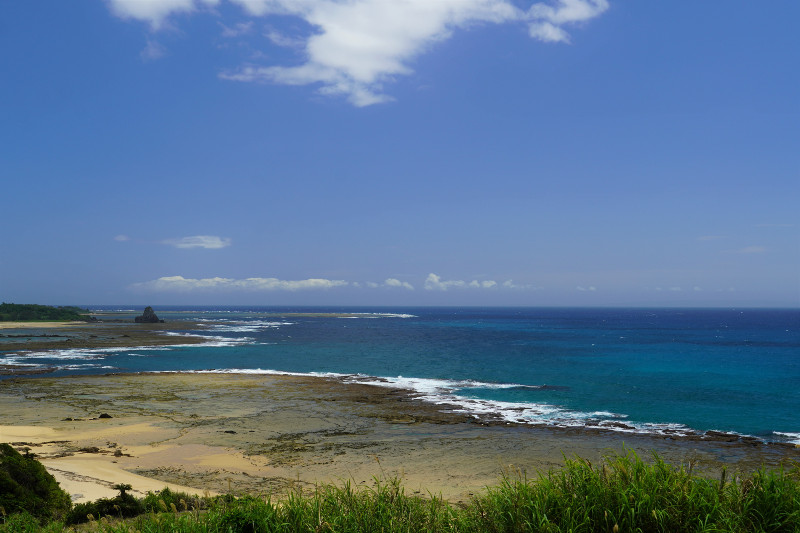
[0,303,92,322]
[1,449,799,532]
[65,484,145,526]
[0,443,71,524]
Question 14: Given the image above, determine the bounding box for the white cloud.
[424,273,499,291]
[107,0,221,29]
[161,235,232,249]
[105,0,608,106]
[133,275,349,291]
[363,279,415,290]
[425,273,464,291]
[501,280,541,290]
[384,278,415,290]
[528,0,609,43]
[113,234,130,242]
[223,0,526,106]
[576,285,596,292]
[527,22,570,43]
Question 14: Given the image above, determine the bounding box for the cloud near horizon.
[424,273,499,291]
[384,278,415,290]
[105,0,609,106]
[131,273,544,292]
[132,275,349,291]
[161,235,232,249]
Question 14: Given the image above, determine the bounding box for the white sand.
[0,321,87,329]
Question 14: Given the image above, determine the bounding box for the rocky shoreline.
[0,320,207,376]
[2,372,798,504]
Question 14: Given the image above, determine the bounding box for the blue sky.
[1,0,798,307]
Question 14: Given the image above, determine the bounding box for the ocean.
[3,306,798,444]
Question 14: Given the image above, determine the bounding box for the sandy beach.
[2,372,798,505]
[0,322,90,329]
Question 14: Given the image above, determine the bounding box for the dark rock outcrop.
[134,306,164,323]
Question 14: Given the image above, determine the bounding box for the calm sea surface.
[3,307,798,443]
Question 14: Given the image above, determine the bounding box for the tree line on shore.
[0,303,93,323]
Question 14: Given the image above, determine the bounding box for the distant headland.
[0,303,95,323]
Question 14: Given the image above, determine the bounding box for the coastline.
[0,320,207,375]
[0,321,90,329]
[2,372,798,504]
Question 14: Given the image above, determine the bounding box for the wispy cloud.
[502,280,542,290]
[140,39,166,61]
[133,275,349,291]
[161,235,232,249]
[220,21,253,38]
[106,0,609,106]
[265,29,306,48]
[576,285,597,292]
[113,234,130,242]
[735,246,767,254]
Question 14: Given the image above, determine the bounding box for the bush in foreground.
[0,443,71,524]
[65,484,145,525]
[2,450,799,532]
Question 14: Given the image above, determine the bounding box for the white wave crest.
[773,432,800,444]
[344,313,416,319]
[202,321,294,333]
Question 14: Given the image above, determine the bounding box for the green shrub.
[0,443,71,523]
[207,496,278,533]
[142,487,207,514]
[65,484,144,525]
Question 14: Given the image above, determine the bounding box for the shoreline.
[0,320,208,376]
[3,318,797,446]
[0,321,91,329]
[2,372,798,504]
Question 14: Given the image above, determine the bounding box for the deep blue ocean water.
[2,307,798,443]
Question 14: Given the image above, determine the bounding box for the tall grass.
[2,450,798,532]
[463,450,800,532]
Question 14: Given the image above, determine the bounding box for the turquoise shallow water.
[2,307,798,443]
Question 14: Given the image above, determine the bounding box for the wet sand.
[1,373,798,504]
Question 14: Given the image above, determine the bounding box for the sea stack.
[134,306,164,323]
